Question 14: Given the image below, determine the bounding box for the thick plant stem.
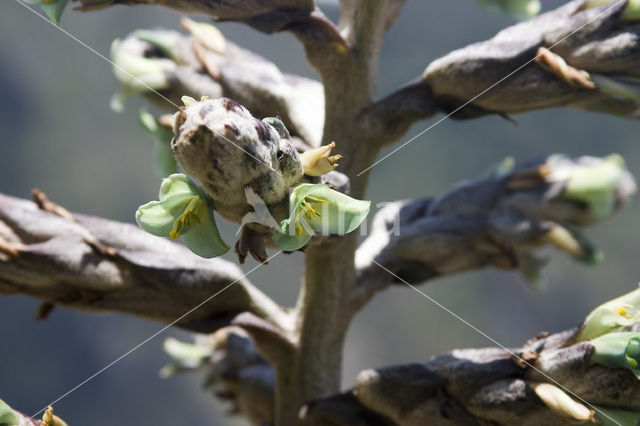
[275,5,395,425]
[274,235,359,426]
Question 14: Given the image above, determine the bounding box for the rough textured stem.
[354,155,636,307]
[282,2,406,425]
[301,327,640,425]
[358,0,640,148]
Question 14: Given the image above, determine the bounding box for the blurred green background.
[0,0,638,424]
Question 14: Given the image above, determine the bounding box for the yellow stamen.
[300,142,342,176]
[170,197,203,239]
[614,304,634,319]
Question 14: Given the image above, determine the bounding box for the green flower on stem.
[24,0,69,25]
[0,399,21,426]
[477,0,541,21]
[273,184,371,251]
[576,286,640,341]
[590,332,640,379]
[593,405,640,426]
[549,153,628,219]
[139,109,178,178]
[109,38,177,112]
[136,174,229,258]
[159,337,213,378]
[583,0,640,21]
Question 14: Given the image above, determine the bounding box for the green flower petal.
[139,109,178,178]
[272,184,370,251]
[110,39,176,92]
[0,399,21,426]
[136,193,194,237]
[583,0,640,21]
[41,0,69,25]
[158,173,198,201]
[593,405,640,426]
[273,224,313,251]
[134,30,179,59]
[294,184,371,235]
[181,197,230,258]
[477,0,540,20]
[624,0,640,20]
[576,286,640,341]
[590,332,640,379]
[136,174,229,258]
[554,153,627,219]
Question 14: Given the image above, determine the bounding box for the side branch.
[75,0,348,87]
[353,154,636,307]
[113,26,325,147]
[301,327,640,425]
[358,0,640,148]
[0,192,291,333]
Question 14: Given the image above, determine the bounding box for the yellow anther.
[170,197,203,239]
[614,304,634,319]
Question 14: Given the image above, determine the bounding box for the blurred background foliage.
[0,0,638,424]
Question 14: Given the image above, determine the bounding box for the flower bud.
[577,286,640,341]
[135,173,229,258]
[299,142,342,177]
[531,382,594,421]
[181,17,226,55]
[590,332,640,379]
[273,183,370,251]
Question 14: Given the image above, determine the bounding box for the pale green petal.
[293,184,371,235]
[583,0,640,21]
[137,174,230,258]
[160,337,213,377]
[624,0,640,20]
[135,193,194,237]
[41,0,69,25]
[181,199,230,258]
[0,399,21,426]
[109,90,130,113]
[273,219,313,252]
[593,405,640,426]
[110,39,176,91]
[478,0,540,20]
[134,30,179,59]
[139,109,177,178]
[562,154,626,219]
[158,173,198,201]
[590,332,640,379]
[577,287,640,341]
[272,184,370,251]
